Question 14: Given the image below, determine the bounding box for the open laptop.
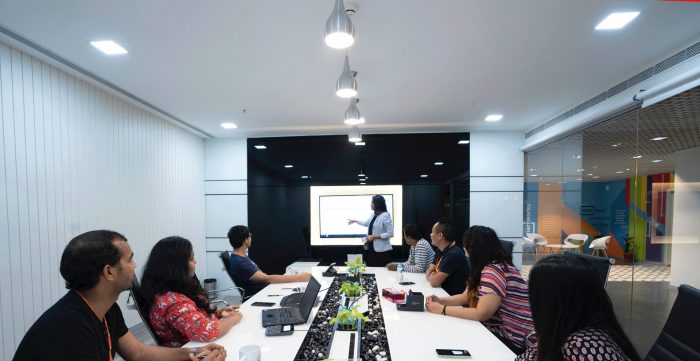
[262,276,321,327]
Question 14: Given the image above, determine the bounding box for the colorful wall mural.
[524,172,673,263]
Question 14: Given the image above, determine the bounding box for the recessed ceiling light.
[358,173,366,177]
[360,182,366,185]
[612,143,621,147]
[651,159,663,163]
[220,122,237,129]
[458,140,470,145]
[90,40,128,55]
[354,142,366,146]
[593,176,600,179]
[576,155,582,159]
[615,171,624,174]
[595,12,640,30]
[485,114,503,122]
[587,173,593,176]
[529,169,534,172]
[577,169,584,172]
[632,155,643,159]
[545,183,551,186]
[284,164,293,168]
[301,175,309,179]
[626,168,631,171]
[254,145,267,150]
[576,178,582,181]
[531,174,538,177]
[434,161,444,166]
[651,136,667,141]
[420,174,428,178]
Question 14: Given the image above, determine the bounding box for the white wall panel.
[470,177,524,192]
[205,180,247,195]
[0,41,205,360]
[469,192,523,238]
[205,194,248,237]
[470,132,524,177]
[204,138,247,180]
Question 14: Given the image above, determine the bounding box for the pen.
[268,294,282,296]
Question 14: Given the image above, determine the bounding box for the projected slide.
[310,185,403,246]
[319,194,393,238]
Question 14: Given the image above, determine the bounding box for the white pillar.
[670,146,700,288]
[469,132,525,268]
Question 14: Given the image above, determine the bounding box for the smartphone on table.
[436,349,471,358]
[251,301,276,307]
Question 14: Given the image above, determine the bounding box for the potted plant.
[623,235,634,263]
[338,281,363,298]
[345,258,366,281]
[329,305,371,331]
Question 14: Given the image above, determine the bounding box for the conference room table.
[185,264,516,361]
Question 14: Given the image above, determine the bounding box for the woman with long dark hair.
[426,225,533,354]
[141,236,243,347]
[348,195,394,267]
[517,254,640,361]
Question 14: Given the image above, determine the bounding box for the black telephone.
[322,262,338,277]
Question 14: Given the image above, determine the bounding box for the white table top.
[185,266,516,361]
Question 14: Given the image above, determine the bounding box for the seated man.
[386,223,435,273]
[13,230,225,361]
[425,219,470,295]
[227,225,311,297]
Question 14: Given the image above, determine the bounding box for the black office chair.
[128,277,163,346]
[499,239,514,256]
[563,251,615,287]
[218,251,257,301]
[644,284,700,361]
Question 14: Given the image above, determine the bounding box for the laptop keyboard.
[278,307,301,323]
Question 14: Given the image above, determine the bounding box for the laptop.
[262,276,321,327]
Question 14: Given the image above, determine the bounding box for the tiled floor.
[519,262,671,282]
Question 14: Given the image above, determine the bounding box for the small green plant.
[624,235,634,253]
[329,305,371,331]
[345,257,366,276]
[338,281,363,297]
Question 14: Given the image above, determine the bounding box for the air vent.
[527,40,700,138]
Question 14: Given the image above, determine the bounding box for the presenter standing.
[348,195,394,267]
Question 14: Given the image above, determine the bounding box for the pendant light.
[344,98,364,125]
[348,125,362,142]
[325,0,355,49]
[336,55,358,98]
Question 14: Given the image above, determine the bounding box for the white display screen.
[310,185,403,246]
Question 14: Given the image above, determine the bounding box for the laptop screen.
[298,276,321,318]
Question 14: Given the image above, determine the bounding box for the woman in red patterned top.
[141,236,243,347]
[426,226,534,355]
[517,254,640,361]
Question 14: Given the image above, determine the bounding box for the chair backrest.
[644,284,700,361]
[564,233,589,246]
[527,233,548,245]
[219,251,264,299]
[563,251,615,287]
[521,236,535,247]
[129,277,163,345]
[499,239,514,255]
[589,236,611,249]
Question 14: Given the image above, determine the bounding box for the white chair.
[521,236,538,259]
[527,233,548,254]
[564,233,589,253]
[589,236,611,257]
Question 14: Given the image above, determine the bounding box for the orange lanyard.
[77,292,113,361]
[435,242,455,271]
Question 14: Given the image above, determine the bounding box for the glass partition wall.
[522,85,700,356]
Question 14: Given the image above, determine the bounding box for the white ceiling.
[1,0,700,138]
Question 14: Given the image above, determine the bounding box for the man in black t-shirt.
[425,219,470,295]
[13,230,226,361]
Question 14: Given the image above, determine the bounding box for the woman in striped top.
[426,226,533,354]
[386,224,435,273]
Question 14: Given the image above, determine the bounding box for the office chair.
[563,233,589,253]
[563,251,615,287]
[589,236,611,257]
[218,251,255,301]
[644,284,700,361]
[127,277,163,346]
[499,239,514,256]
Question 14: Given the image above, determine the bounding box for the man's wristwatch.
[442,305,447,315]
[189,348,198,361]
